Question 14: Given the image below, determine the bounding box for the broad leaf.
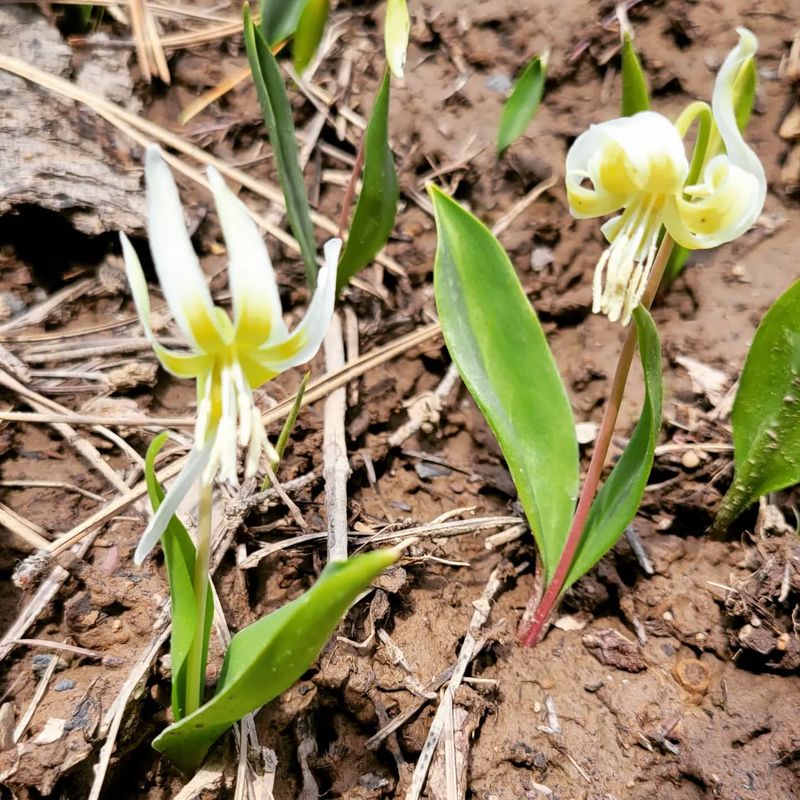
[260,0,307,45]
[714,280,800,529]
[620,33,650,116]
[430,186,578,582]
[293,0,329,74]
[244,6,319,287]
[153,549,396,773]
[337,71,399,291]
[497,52,548,155]
[144,434,213,721]
[564,306,663,588]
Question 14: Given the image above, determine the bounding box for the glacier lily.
[566,28,765,325]
[121,146,339,565]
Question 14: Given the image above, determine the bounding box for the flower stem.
[185,478,213,715]
[521,235,675,647]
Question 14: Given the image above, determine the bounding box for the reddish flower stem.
[521,236,675,647]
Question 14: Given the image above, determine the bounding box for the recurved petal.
[133,440,214,564]
[120,233,211,379]
[145,146,224,353]
[710,28,766,211]
[207,166,287,347]
[252,238,341,376]
[565,125,628,219]
[662,154,763,250]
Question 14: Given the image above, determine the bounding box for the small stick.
[0,503,51,551]
[323,313,350,562]
[13,650,59,743]
[625,526,654,575]
[0,480,105,502]
[405,564,508,800]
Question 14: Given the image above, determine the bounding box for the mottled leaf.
[715,280,800,529]
[430,185,578,581]
[565,306,662,588]
[244,6,318,287]
[337,71,398,291]
[497,52,548,155]
[153,549,396,773]
[293,0,329,74]
[144,433,213,721]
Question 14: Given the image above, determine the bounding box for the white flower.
[385,0,410,79]
[565,28,766,325]
[122,146,339,563]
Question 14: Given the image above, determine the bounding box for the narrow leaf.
[153,549,397,773]
[337,71,399,291]
[497,52,548,155]
[565,306,662,588]
[620,33,650,116]
[261,371,310,490]
[714,280,800,530]
[244,6,318,287]
[430,185,578,582]
[260,0,307,45]
[144,434,213,721]
[385,0,410,79]
[293,0,329,74]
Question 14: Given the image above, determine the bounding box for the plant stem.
[185,478,213,714]
[521,235,675,647]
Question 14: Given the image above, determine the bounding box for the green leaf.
[153,549,396,774]
[144,434,213,722]
[733,55,757,132]
[620,33,650,116]
[565,306,663,588]
[259,0,307,45]
[261,371,310,490]
[337,71,399,291]
[244,6,319,288]
[293,0,329,74]
[714,280,800,530]
[430,185,578,582]
[497,52,548,155]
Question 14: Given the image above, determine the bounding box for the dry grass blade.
[47,323,441,555]
[323,314,350,561]
[405,564,507,800]
[0,503,51,551]
[0,52,407,279]
[13,648,59,743]
[180,65,251,124]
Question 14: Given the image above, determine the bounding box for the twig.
[405,564,508,800]
[261,463,308,529]
[323,314,351,562]
[388,363,460,448]
[13,649,59,742]
[625,526,654,575]
[0,279,93,336]
[241,515,521,569]
[48,323,441,555]
[0,480,105,502]
[0,503,51,551]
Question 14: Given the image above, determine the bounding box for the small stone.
[485,73,513,93]
[31,654,67,677]
[530,246,555,271]
[53,679,76,692]
[681,450,701,469]
[582,628,647,672]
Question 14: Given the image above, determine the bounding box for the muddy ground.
[1,0,799,798]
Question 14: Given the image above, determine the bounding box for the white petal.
[709,29,766,216]
[588,112,688,194]
[145,146,224,352]
[385,0,410,79]
[120,233,210,379]
[207,166,287,347]
[255,238,341,371]
[134,441,214,564]
[565,126,627,219]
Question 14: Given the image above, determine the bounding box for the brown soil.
[1,1,799,799]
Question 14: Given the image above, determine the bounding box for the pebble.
[31,654,67,677]
[485,73,512,93]
[53,679,76,692]
[681,450,701,469]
